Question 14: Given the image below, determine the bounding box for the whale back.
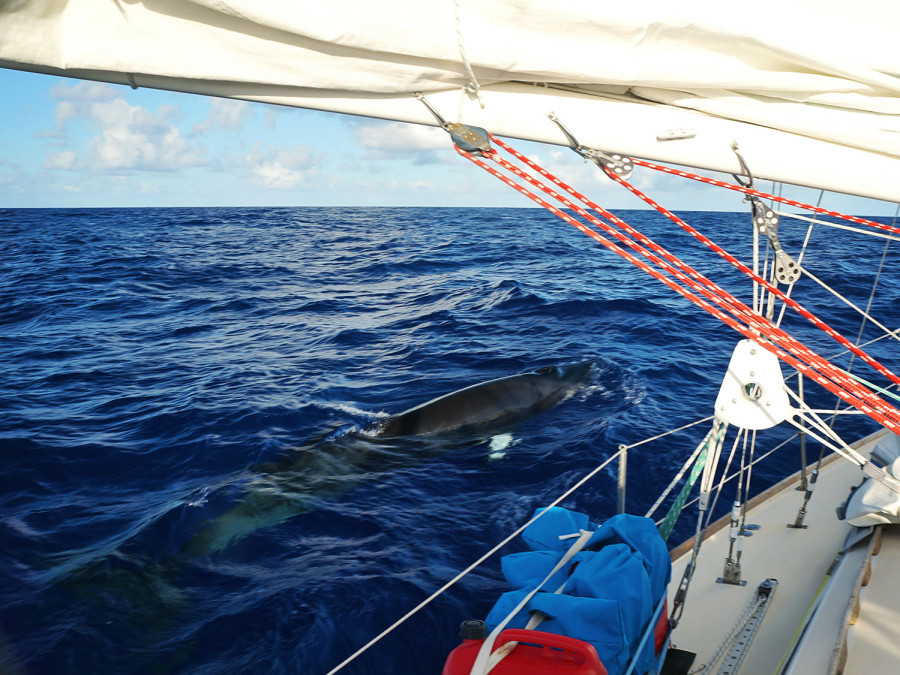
[376,362,594,437]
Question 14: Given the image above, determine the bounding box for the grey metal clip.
[749,197,801,284]
[413,92,491,155]
[731,142,754,188]
[548,113,633,179]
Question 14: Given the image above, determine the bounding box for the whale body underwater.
[181,361,600,557]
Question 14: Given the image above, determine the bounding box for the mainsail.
[2,0,899,200]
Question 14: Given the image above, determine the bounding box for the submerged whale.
[183,361,599,557]
[58,361,604,621]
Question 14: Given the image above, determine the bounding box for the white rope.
[645,426,714,519]
[798,266,900,348]
[703,428,745,530]
[837,204,899,392]
[774,210,899,242]
[815,328,900,365]
[326,448,624,674]
[620,415,714,451]
[472,528,594,675]
[752,208,761,315]
[774,207,818,329]
[783,387,868,467]
[676,436,793,517]
[453,0,484,108]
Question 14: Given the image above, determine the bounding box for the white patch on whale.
[486,432,518,460]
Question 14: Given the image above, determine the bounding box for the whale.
[180,361,599,557]
[372,362,597,437]
[55,361,603,622]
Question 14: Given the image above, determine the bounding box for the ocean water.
[1,206,896,674]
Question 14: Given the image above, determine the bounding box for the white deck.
[668,430,893,674]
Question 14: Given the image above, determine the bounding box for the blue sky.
[0,67,895,215]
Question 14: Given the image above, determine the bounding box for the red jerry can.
[442,621,608,675]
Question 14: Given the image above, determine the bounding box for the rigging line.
[797,372,808,490]
[452,0,483,107]
[620,415,714,451]
[742,430,758,530]
[631,158,900,238]
[804,328,900,367]
[774,197,822,329]
[774,210,900,242]
[847,203,899,366]
[670,419,727,626]
[704,427,745,531]
[486,135,894,400]
[325,448,624,674]
[782,417,867,469]
[783,389,871,467]
[602,168,900,391]
[797,266,900,348]
[458,143,900,432]
[645,426,714,519]
[678,436,797,518]
[841,371,900,405]
[753,207,761,315]
[764,241,777,321]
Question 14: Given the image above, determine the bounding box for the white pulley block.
[714,339,792,430]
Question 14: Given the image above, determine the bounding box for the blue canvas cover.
[485,590,630,674]
[501,549,569,590]
[485,507,670,675]
[522,506,593,551]
[586,513,672,600]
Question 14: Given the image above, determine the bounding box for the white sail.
[2,0,900,201]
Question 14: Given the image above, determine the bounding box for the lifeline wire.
[326,447,625,674]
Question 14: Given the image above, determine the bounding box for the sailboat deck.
[669,430,894,674]
[844,526,900,672]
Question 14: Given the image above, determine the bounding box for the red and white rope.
[454,140,900,434]
[633,159,900,238]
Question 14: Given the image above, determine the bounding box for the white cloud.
[351,121,448,164]
[43,81,120,137]
[244,144,319,189]
[87,99,202,170]
[44,150,76,169]
[51,80,119,103]
[192,98,253,134]
[44,85,205,172]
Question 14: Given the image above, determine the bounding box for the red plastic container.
[443,600,670,675]
[442,628,609,675]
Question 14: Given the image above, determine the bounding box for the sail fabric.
[2,1,900,199]
[5,1,898,100]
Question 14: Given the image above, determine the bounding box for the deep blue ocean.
[1,206,897,674]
